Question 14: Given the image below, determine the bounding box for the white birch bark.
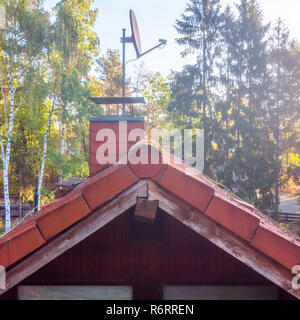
[0,72,30,232]
[58,103,66,183]
[37,98,56,210]
[0,76,15,232]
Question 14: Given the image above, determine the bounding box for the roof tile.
[0,219,45,267]
[251,223,300,270]
[128,144,167,180]
[0,238,9,268]
[37,192,91,240]
[158,164,214,213]
[205,192,260,242]
[79,164,137,210]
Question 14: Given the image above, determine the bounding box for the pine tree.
[222,0,272,208]
[175,0,223,172]
[267,18,292,213]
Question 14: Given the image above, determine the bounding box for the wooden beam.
[89,97,146,105]
[0,180,148,295]
[134,198,158,224]
[148,180,300,300]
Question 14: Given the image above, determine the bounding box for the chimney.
[89,115,145,175]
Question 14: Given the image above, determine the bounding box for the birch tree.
[36,98,56,210]
[0,0,49,231]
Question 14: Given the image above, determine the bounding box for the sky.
[44,0,300,77]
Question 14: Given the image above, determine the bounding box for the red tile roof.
[1,144,300,276]
[0,217,45,268]
[206,191,260,242]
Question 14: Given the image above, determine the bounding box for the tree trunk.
[202,0,208,173]
[226,44,230,162]
[19,126,26,218]
[37,99,55,210]
[274,51,281,213]
[58,104,66,183]
[3,121,14,232]
[237,78,241,149]
[3,162,11,232]
[3,82,16,233]
[19,156,23,218]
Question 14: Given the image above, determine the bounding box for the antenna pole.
[122,28,126,116]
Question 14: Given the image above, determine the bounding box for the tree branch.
[13,82,32,118]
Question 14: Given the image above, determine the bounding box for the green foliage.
[169,0,300,211]
[141,72,171,128]
[0,0,99,205]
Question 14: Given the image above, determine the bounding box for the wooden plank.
[0,180,148,295]
[18,285,133,300]
[89,97,146,105]
[148,180,300,300]
[134,199,158,224]
[163,285,279,300]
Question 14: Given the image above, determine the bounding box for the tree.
[135,70,170,128]
[276,42,300,190]
[96,49,125,115]
[168,65,201,128]
[37,97,56,210]
[170,0,294,210]
[267,18,291,212]
[53,0,99,182]
[0,0,50,231]
[219,0,272,208]
[175,0,223,172]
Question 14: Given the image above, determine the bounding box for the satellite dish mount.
[120,10,167,115]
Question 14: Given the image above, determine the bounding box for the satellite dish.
[130,10,142,59]
[129,9,166,60]
[89,9,167,116]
